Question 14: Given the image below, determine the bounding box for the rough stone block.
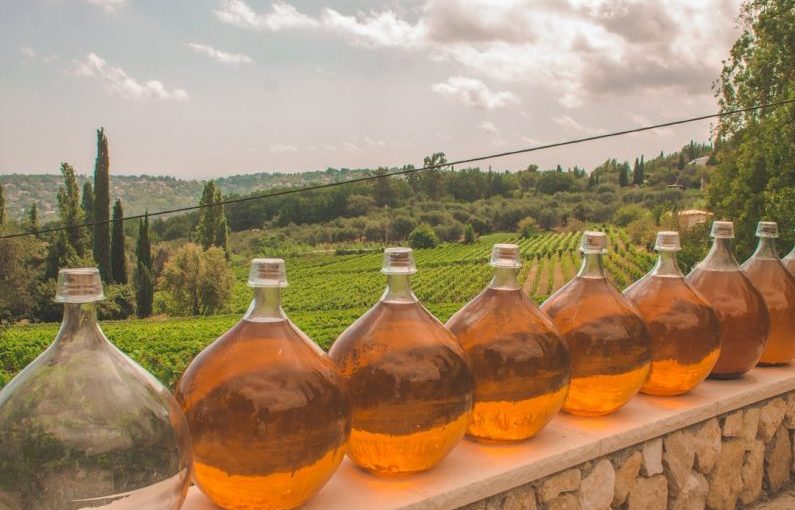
[694,418,721,474]
[540,468,581,503]
[784,393,795,429]
[722,410,743,438]
[491,489,537,510]
[739,439,764,504]
[578,459,614,510]
[759,398,787,443]
[627,475,667,510]
[613,451,642,507]
[664,429,696,495]
[706,439,744,510]
[741,407,760,449]
[548,494,581,510]
[642,438,663,476]
[670,472,708,510]
[766,427,792,493]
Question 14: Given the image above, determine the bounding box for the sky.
[0,0,743,178]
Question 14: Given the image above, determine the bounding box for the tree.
[463,223,476,244]
[518,217,538,238]
[0,184,5,226]
[93,128,111,281]
[28,203,38,234]
[632,157,645,186]
[82,181,95,225]
[373,167,396,207]
[160,243,233,315]
[421,152,447,200]
[408,223,439,249]
[110,199,127,284]
[134,214,154,318]
[709,0,795,257]
[195,180,229,255]
[56,162,87,257]
[619,164,629,187]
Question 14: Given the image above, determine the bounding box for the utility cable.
[2,97,793,240]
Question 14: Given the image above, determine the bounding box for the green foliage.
[93,128,111,281]
[710,0,795,258]
[28,203,38,234]
[463,223,476,244]
[195,181,229,255]
[98,284,136,320]
[408,223,440,249]
[159,243,233,316]
[0,184,5,226]
[135,215,154,318]
[619,164,629,187]
[56,163,87,257]
[81,182,95,226]
[614,203,651,227]
[517,217,538,238]
[110,199,127,284]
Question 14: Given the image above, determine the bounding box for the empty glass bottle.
[328,248,474,475]
[540,231,651,417]
[446,244,569,442]
[741,222,795,366]
[624,232,720,396]
[0,268,192,510]
[175,259,350,510]
[686,221,770,378]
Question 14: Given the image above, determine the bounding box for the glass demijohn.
[624,232,720,396]
[783,239,795,276]
[446,244,570,441]
[540,231,651,416]
[686,221,770,378]
[328,248,474,475]
[740,222,795,365]
[0,268,192,510]
[175,259,350,510]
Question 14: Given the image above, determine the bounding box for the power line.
[2,97,793,241]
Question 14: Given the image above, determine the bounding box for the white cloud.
[20,47,36,59]
[481,121,499,135]
[553,115,587,132]
[432,76,519,110]
[186,43,254,65]
[269,144,298,152]
[215,0,318,30]
[321,8,425,48]
[73,53,189,101]
[82,0,126,13]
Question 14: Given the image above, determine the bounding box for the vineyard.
[0,227,656,389]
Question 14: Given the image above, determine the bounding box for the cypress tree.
[29,203,38,233]
[195,180,229,255]
[0,184,5,226]
[135,214,154,318]
[82,181,95,224]
[619,163,629,187]
[58,162,87,256]
[93,127,111,281]
[110,199,127,284]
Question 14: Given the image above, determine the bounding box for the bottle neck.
[700,238,739,270]
[578,252,606,279]
[651,251,683,277]
[383,274,417,302]
[489,266,521,290]
[245,287,286,321]
[57,302,103,346]
[752,237,778,260]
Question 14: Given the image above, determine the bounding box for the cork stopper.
[248,258,288,288]
[654,231,681,252]
[490,243,522,269]
[580,231,607,254]
[710,221,735,239]
[55,268,104,303]
[382,247,417,275]
[756,221,778,238]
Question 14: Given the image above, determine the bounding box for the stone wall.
[463,393,795,510]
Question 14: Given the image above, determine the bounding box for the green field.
[0,228,656,389]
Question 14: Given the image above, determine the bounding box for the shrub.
[517,217,538,238]
[408,223,440,249]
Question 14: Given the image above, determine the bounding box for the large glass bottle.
[624,232,720,396]
[175,259,350,510]
[686,221,770,378]
[328,248,474,475]
[783,242,795,276]
[540,231,651,417]
[446,244,569,442]
[0,268,192,510]
[741,221,795,366]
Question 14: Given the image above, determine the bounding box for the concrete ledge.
[183,366,795,510]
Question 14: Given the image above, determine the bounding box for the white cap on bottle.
[490,243,522,269]
[756,221,778,238]
[382,247,417,275]
[55,268,105,303]
[248,258,288,288]
[710,221,734,239]
[654,231,681,252]
[580,231,607,254]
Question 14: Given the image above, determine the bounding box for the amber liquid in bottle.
[783,246,795,276]
[540,232,651,417]
[328,248,474,475]
[176,260,350,510]
[446,244,569,442]
[624,232,720,396]
[741,222,795,365]
[686,222,770,379]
